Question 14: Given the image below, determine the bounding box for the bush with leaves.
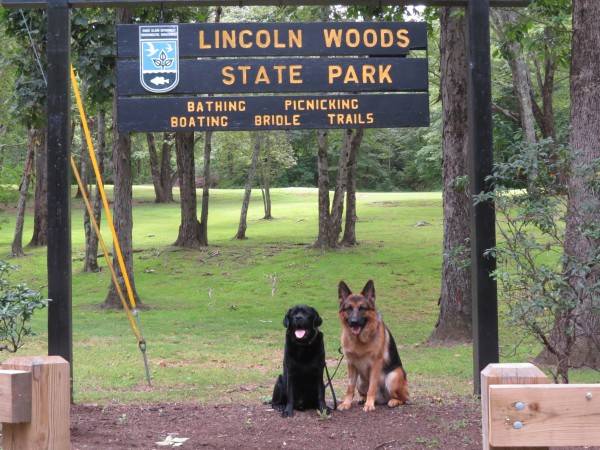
[476,140,600,383]
[0,260,48,353]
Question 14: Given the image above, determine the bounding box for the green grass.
[0,187,597,404]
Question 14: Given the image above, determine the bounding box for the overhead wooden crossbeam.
[0,0,530,8]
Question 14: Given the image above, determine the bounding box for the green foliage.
[0,260,48,353]
[477,141,600,382]
[1,9,47,127]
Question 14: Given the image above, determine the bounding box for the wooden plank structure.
[0,356,70,450]
[0,0,530,395]
[481,363,600,450]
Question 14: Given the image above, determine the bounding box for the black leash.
[324,347,345,411]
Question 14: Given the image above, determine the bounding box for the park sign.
[116,21,429,132]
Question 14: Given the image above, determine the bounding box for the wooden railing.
[0,356,70,450]
[481,363,600,450]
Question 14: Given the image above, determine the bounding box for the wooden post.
[0,370,32,423]
[1,356,70,450]
[467,0,499,396]
[46,0,73,386]
[480,363,548,450]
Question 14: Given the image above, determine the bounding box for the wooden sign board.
[117,57,428,95]
[117,22,427,58]
[116,21,429,130]
[118,93,429,132]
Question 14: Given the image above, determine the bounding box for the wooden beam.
[0,0,531,8]
[481,363,549,450]
[489,384,600,448]
[1,356,70,450]
[0,370,32,424]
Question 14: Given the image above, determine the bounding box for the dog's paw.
[387,399,405,408]
[337,401,352,411]
[363,401,376,412]
[281,408,294,418]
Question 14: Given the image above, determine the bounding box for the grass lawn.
[0,187,597,404]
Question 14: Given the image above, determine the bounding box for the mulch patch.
[71,397,482,450]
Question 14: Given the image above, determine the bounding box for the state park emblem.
[139,25,179,93]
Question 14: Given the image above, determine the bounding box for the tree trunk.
[341,128,364,246]
[557,0,600,368]
[261,152,273,220]
[491,9,537,144]
[84,109,106,273]
[314,130,332,248]
[29,127,47,247]
[11,130,35,257]
[174,131,202,248]
[160,133,175,202]
[328,129,353,247]
[429,7,472,344]
[147,133,166,203]
[199,131,212,246]
[104,11,142,308]
[235,132,261,240]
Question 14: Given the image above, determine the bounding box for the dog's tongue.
[295,329,307,339]
[351,326,362,335]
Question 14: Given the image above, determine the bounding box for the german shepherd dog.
[337,280,409,412]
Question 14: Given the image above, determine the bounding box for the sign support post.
[467,0,498,395]
[46,0,73,386]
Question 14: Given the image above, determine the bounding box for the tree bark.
[235,132,261,240]
[199,131,212,246]
[147,133,165,202]
[11,130,35,257]
[328,130,353,247]
[491,9,537,144]
[341,128,364,246]
[29,127,47,247]
[161,133,175,202]
[84,109,106,273]
[429,7,472,344]
[174,131,203,248]
[558,0,600,368]
[260,150,273,220]
[314,130,331,248]
[104,8,141,309]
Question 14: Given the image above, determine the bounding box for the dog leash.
[324,347,345,410]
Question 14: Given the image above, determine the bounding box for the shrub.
[0,260,49,353]
[476,140,600,383]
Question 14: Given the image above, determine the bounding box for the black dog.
[271,305,329,417]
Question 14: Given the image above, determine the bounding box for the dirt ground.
[71,397,600,450]
[72,397,483,450]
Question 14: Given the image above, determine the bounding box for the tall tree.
[103,8,141,309]
[235,132,262,240]
[174,131,203,248]
[11,131,35,257]
[558,0,600,369]
[147,132,175,203]
[2,10,49,248]
[429,7,472,343]
[198,131,213,246]
[491,9,537,144]
[340,128,364,246]
[83,110,106,272]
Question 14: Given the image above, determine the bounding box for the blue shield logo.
[139,25,179,93]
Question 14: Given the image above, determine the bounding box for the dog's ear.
[361,280,376,303]
[283,309,292,328]
[338,281,352,303]
[313,309,322,328]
